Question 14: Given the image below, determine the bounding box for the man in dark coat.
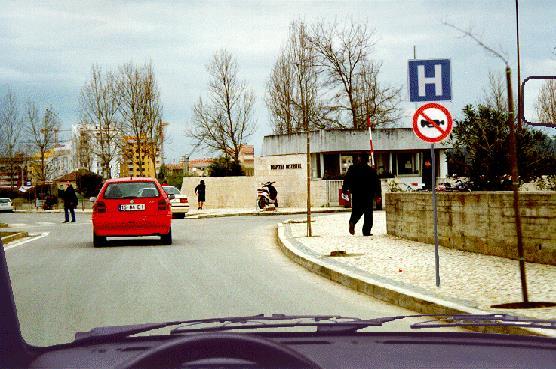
[62,181,78,223]
[342,153,380,236]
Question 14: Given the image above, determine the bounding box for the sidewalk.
[278,212,556,335]
[185,207,350,219]
[15,208,93,213]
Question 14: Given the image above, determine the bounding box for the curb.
[1,231,29,244]
[186,208,351,219]
[276,222,553,337]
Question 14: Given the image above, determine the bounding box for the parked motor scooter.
[257,182,278,209]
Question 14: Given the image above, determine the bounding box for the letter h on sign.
[408,59,451,102]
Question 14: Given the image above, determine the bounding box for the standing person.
[341,153,380,236]
[194,180,206,210]
[62,181,78,223]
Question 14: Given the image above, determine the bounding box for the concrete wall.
[181,154,329,208]
[385,192,556,265]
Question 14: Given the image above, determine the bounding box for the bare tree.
[80,65,123,178]
[26,103,61,183]
[0,89,23,189]
[310,20,372,129]
[118,63,149,176]
[309,20,400,129]
[140,63,165,175]
[189,49,255,164]
[536,79,556,124]
[266,21,326,134]
[353,60,401,128]
[482,71,507,112]
[266,50,296,134]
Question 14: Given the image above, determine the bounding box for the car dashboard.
[27,331,556,369]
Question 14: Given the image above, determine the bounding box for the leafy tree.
[207,156,244,177]
[447,104,556,190]
[76,169,104,198]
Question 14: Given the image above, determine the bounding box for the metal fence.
[325,180,344,206]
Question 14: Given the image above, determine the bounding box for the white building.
[71,124,120,179]
[48,141,75,181]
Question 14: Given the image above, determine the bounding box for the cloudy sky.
[1,0,554,161]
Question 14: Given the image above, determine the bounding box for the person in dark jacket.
[342,153,380,236]
[195,180,206,210]
[62,181,78,223]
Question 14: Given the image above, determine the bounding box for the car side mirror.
[168,194,175,200]
[89,197,97,203]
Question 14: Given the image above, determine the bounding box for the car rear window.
[0,199,9,204]
[163,186,181,195]
[103,182,160,199]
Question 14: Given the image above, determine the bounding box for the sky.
[1,0,555,162]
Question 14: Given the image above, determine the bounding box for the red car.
[91,177,173,247]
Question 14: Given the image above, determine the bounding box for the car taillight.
[180,198,188,204]
[94,201,106,213]
[158,198,168,211]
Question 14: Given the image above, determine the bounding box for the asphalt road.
[2,212,455,347]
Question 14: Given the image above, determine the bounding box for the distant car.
[0,198,14,212]
[91,177,172,247]
[162,185,190,218]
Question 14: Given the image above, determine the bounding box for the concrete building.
[238,145,255,176]
[49,141,74,181]
[188,159,212,176]
[119,136,161,178]
[261,128,451,187]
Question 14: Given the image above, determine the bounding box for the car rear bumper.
[170,205,190,214]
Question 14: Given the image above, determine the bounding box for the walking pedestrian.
[195,180,206,210]
[62,181,78,223]
[341,153,380,236]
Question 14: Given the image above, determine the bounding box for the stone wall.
[385,192,556,265]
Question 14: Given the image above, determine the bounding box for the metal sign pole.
[431,143,440,287]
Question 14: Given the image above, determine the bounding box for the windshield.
[1,0,555,351]
[103,182,159,199]
[163,186,181,195]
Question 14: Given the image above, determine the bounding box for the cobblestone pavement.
[289,212,556,320]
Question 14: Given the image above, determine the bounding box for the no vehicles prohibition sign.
[412,102,453,143]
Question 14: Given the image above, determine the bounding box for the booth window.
[393,152,420,176]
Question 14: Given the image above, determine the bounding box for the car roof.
[104,177,158,184]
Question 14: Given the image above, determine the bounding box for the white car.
[0,198,14,212]
[162,186,190,218]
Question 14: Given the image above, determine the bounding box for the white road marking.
[7,223,28,227]
[4,232,49,251]
[37,222,55,225]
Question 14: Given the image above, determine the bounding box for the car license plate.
[119,204,145,211]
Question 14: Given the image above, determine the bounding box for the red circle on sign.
[412,102,453,143]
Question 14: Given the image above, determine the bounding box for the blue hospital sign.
[408,59,451,102]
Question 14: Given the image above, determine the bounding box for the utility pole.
[515,0,523,129]
[505,66,528,303]
[305,108,312,237]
